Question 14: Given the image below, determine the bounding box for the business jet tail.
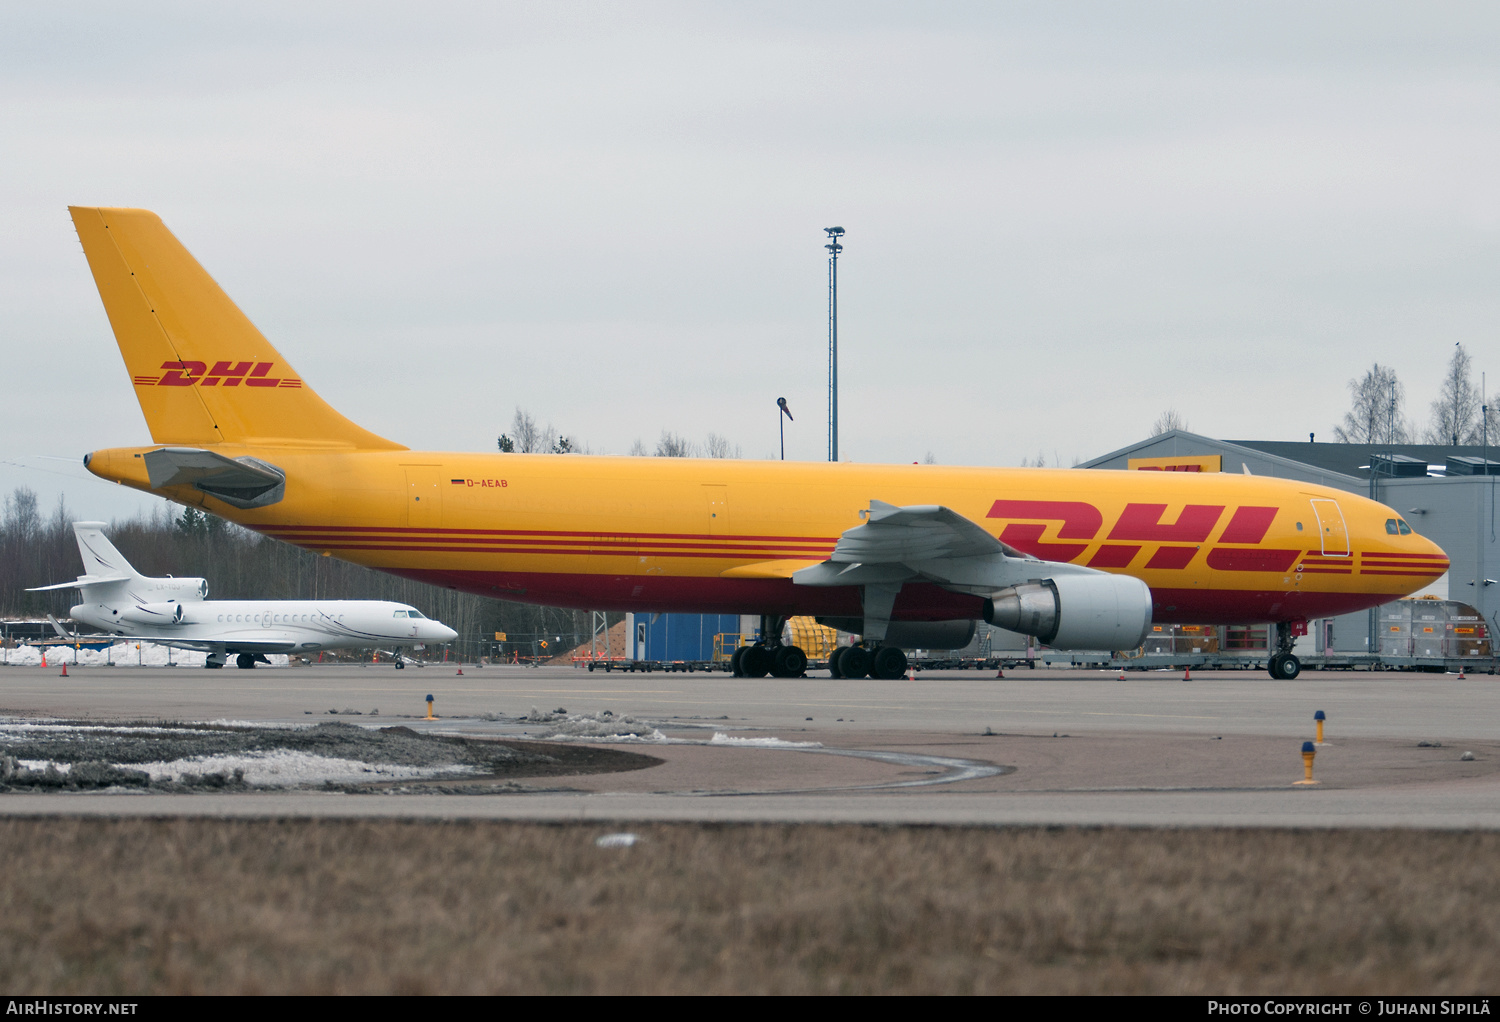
[68,206,406,452]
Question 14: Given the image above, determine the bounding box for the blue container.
[638,613,742,662]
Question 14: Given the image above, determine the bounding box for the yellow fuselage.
[85,446,1449,625]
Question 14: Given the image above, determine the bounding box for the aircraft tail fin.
[69,206,405,451]
[70,521,144,581]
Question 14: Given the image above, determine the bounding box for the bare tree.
[499,408,581,454]
[703,433,741,459]
[1424,343,1483,446]
[1334,364,1412,444]
[655,431,696,457]
[628,438,648,456]
[1149,409,1188,436]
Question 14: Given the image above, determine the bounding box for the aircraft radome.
[31,521,458,669]
[67,207,1449,681]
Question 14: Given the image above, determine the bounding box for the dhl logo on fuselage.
[131,361,303,389]
[985,500,1447,576]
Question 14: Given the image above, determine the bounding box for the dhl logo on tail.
[133,361,302,389]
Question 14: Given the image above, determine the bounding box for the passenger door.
[1309,498,1350,556]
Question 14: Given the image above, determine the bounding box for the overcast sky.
[3,2,1499,522]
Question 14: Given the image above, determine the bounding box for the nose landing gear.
[1267,622,1302,679]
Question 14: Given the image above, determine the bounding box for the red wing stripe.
[1359,553,1450,560]
[1298,568,1352,574]
[1361,569,1448,577]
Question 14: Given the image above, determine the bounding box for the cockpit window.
[394,610,409,618]
[1386,519,1400,535]
[1398,519,1413,535]
[408,609,426,619]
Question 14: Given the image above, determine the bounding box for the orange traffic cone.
[1118,671,1125,680]
[40,650,46,669]
[456,667,464,676]
[60,661,68,677]
[1183,665,1192,681]
[995,666,1005,678]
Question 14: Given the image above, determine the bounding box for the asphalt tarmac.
[2,661,1497,826]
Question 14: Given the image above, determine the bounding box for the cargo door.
[404,467,443,529]
[1309,498,1350,556]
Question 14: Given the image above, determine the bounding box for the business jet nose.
[432,623,458,643]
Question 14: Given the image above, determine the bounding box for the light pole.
[777,397,793,460]
[824,226,844,462]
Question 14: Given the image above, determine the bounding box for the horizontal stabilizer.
[143,447,285,508]
[27,575,132,592]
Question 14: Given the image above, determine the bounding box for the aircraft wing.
[792,500,1103,593]
[142,447,285,509]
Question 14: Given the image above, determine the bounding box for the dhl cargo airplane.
[67,206,1450,681]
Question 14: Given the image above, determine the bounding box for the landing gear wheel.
[872,646,908,680]
[840,646,872,680]
[1273,653,1301,680]
[395,660,405,670]
[731,646,747,677]
[236,653,256,670]
[772,645,808,677]
[828,646,847,678]
[204,659,224,670]
[740,644,772,678]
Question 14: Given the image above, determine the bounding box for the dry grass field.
[0,818,1496,994]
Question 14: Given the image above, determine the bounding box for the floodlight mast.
[825,226,844,462]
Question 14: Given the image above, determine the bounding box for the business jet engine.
[984,574,1152,651]
[115,601,189,627]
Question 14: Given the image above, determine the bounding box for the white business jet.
[31,522,458,669]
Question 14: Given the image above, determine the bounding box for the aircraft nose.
[434,624,458,643]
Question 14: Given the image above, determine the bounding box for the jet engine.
[984,574,1152,651]
[116,601,187,627]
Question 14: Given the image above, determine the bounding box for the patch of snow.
[595,833,640,848]
[708,733,822,749]
[2,642,290,668]
[130,749,479,787]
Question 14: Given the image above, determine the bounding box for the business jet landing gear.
[204,652,226,670]
[731,615,806,678]
[1267,622,1301,680]
[236,653,256,670]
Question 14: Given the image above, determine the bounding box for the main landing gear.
[1267,622,1301,680]
[828,644,907,680]
[731,615,809,678]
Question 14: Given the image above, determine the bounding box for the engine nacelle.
[133,577,209,602]
[815,618,977,650]
[117,601,187,627]
[984,574,1152,651]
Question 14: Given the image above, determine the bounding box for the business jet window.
[410,609,426,618]
[1398,519,1413,535]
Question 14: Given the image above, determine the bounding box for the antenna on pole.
[824,227,844,462]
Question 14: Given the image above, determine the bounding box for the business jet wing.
[142,447,285,509]
[792,500,1102,593]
